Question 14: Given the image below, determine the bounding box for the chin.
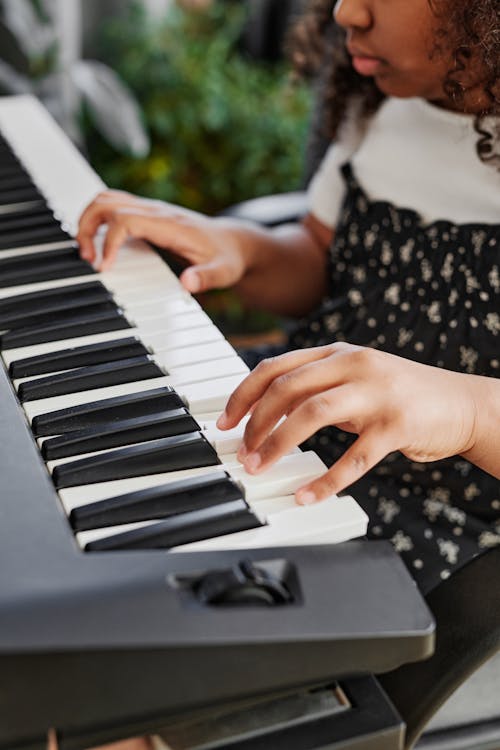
[374,76,421,99]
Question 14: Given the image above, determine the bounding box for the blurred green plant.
[0,0,150,156]
[87,0,312,215]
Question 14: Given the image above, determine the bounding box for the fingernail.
[236,444,247,462]
[296,489,317,505]
[245,452,261,473]
[216,412,229,429]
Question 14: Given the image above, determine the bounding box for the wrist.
[460,374,500,477]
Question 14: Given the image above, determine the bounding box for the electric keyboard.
[0,96,434,750]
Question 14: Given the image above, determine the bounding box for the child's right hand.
[77,190,249,293]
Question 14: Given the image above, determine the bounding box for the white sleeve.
[307,113,367,229]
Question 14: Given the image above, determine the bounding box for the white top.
[308,97,500,227]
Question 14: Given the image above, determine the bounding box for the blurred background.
[0,0,312,340]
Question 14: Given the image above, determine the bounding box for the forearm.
[461,374,500,479]
[216,218,330,318]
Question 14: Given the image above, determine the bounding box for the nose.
[333,0,373,30]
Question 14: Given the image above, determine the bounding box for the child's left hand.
[217,343,479,504]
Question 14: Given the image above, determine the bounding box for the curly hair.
[287,0,500,167]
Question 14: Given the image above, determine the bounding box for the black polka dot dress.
[243,163,500,594]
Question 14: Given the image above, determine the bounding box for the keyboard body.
[0,96,434,750]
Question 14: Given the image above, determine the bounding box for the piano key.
[70,469,241,531]
[10,337,235,380]
[175,495,368,552]
[0,306,131,350]
[41,407,200,460]
[3,323,224,367]
[52,431,221,488]
[0,245,78,272]
[0,199,46,216]
[25,371,246,422]
[0,255,175,298]
[0,207,56,231]
[32,386,185,436]
[18,347,248,403]
[0,173,34,190]
[18,355,165,402]
[0,224,72,251]
[0,281,112,330]
[58,450,326,514]
[0,185,43,204]
[83,499,263,552]
[0,164,29,180]
[0,254,95,288]
[9,336,149,378]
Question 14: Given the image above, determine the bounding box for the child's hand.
[217,343,479,503]
[77,190,248,292]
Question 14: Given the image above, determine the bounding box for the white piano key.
[179,374,246,415]
[202,417,250,455]
[166,356,248,386]
[125,294,201,319]
[157,340,236,369]
[128,310,212,335]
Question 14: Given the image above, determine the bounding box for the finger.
[100,221,131,271]
[77,205,116,262]
[295,428,396,504]
[47,729,58,750]
[218,347,337,431]
[240,351,359,455]
[180,259,236,294]
[242,384,367,472]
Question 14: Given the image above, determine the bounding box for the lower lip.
[351,55,384,76]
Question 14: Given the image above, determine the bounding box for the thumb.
[180,259,237,293]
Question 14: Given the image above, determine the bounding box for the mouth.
[348,46,385,76]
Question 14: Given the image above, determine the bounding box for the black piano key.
[0,173,35,191]
[0,280,108,315]
[10,336,147,378]
[84,499,262,551]
[71,471,243,531]
[0,306,130,350]
[0,256,94,289]
[0,208,58,232]
[53,431,220,489]
[0,224,72,250]
[19,355,165,402]
[32,387,186,436]
[0,286,113,331]
[0,186,43,204]
[0,154,23,170]
[0,246,78,267]
[0,198,46,214]
[0,164,28,179]
[43,407,200,460]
